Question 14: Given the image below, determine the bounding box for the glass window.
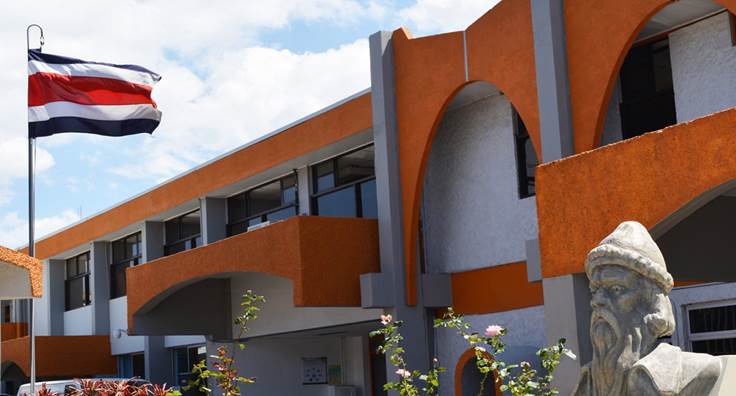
[110,232,142,299]
[165,210,202,256]
[227,173,298,236]
[687,303,736,356]
[311,145,376,218]
[65,252,91,311]
[514,111,537,198]
[174,345,207,396]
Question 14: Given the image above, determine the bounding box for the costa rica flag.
[27,49,162,138]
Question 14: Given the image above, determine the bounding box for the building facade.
[3,0,736,395]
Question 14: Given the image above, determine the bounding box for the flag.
[27,49,162,138]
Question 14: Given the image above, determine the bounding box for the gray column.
[296,167,311,215]
[142,221,164,263]
[543,274,592,394]
[531,0,574,161]
[144,335,170,385]
[201,198,227,244]
[90,242,110,335]
[367,30,431,375]
[47,259,65,335]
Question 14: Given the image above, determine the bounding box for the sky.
[0,0,500,248]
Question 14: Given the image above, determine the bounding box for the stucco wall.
[229,273,381,338]
[63,305,93,335]
[422,93,537,274]
[671,12,736,123]
[209,335,369,396]
[434,306,546,395]
[109,296,144,355]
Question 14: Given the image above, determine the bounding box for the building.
[3,0,736,395]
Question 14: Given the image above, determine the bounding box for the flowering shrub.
[371,309,575,396]
[185,290,265,396]
[22,379,180,396]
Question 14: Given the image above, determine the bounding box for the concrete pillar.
[296,167,311,215]
[368,30,431,377]
[142,221,164,263]
[90,242,111,335]
[543,274,592,394]
[144,335,170,385]
[47,259,65,336]
[531,0,575,161]
[201,198,227,244]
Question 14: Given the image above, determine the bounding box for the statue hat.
[585,221,673,293]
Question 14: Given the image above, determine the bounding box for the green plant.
[185,290,266,396]
[435,308,574,396]
[368,314,444,396]
[370,309,574,396]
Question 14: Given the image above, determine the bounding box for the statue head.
[584,221,676,393]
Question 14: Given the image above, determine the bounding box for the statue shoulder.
[629,343,721,395]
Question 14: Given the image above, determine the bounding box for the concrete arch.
[565,0,736,152]
[454,348,500,396]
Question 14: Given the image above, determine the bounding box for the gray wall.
[434,306,546,396]
[422,92,537,273]
[671,12,736,123]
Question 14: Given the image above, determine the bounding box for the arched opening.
[454,349,498,396]
[419,81,538,274]
[2,361,26,395]
[600,0,735,146]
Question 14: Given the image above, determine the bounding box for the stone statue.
[572,221,723,395]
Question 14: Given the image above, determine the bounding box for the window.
[110,232,142,299]
[65,252,91,311]
[514,111,538,198]
[227,174,298,236]
[174,345,207,396]
[117,352,145,379]
[619,38,676,139]
[311,145,377,218]
[165,210,202,256]
[687,302,736,355]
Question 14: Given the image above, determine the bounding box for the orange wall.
[127,216,379,332]
[450,262,543,315]
[30,93,372,260]
[536,108,736,278]
[393,0,538,305]
[2,336,116,378]
[0,322,28,341]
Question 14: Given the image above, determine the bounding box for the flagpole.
[26,24,43,396]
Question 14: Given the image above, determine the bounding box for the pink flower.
[485,325,503,337]
[381,314,393,325]
[396,368,411,378]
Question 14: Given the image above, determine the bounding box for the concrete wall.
[671,12,736,123]
[601,77,623,145]
[165,335,206,348]
[210,334,369,396]
[229,273,381,339]
[109,296,145,355]
[422,93,537,274]
[434,306,546,396]
[63,305,94,335]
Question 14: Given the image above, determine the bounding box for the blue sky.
[0,0,498,247]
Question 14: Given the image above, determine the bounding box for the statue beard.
[590,308,646,396]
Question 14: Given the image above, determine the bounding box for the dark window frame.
[513,111,537,199]
[164,209,202,256]
[226,172,299,237]
[310,144,376,218]
[65,251,91,311]
[110,232,142,299]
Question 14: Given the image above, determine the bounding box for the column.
[90,241,111,335]
[46,259,65,335]
[201,198,227,244]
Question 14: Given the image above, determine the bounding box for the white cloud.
[397,0,500,34]
[0,209,81,249]
[0,138,54,205]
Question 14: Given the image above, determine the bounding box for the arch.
[565,0,736,152]
[454,348,500,396]
[536,106,736,278]
[126,216,380,332]
[392,0,539,304]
